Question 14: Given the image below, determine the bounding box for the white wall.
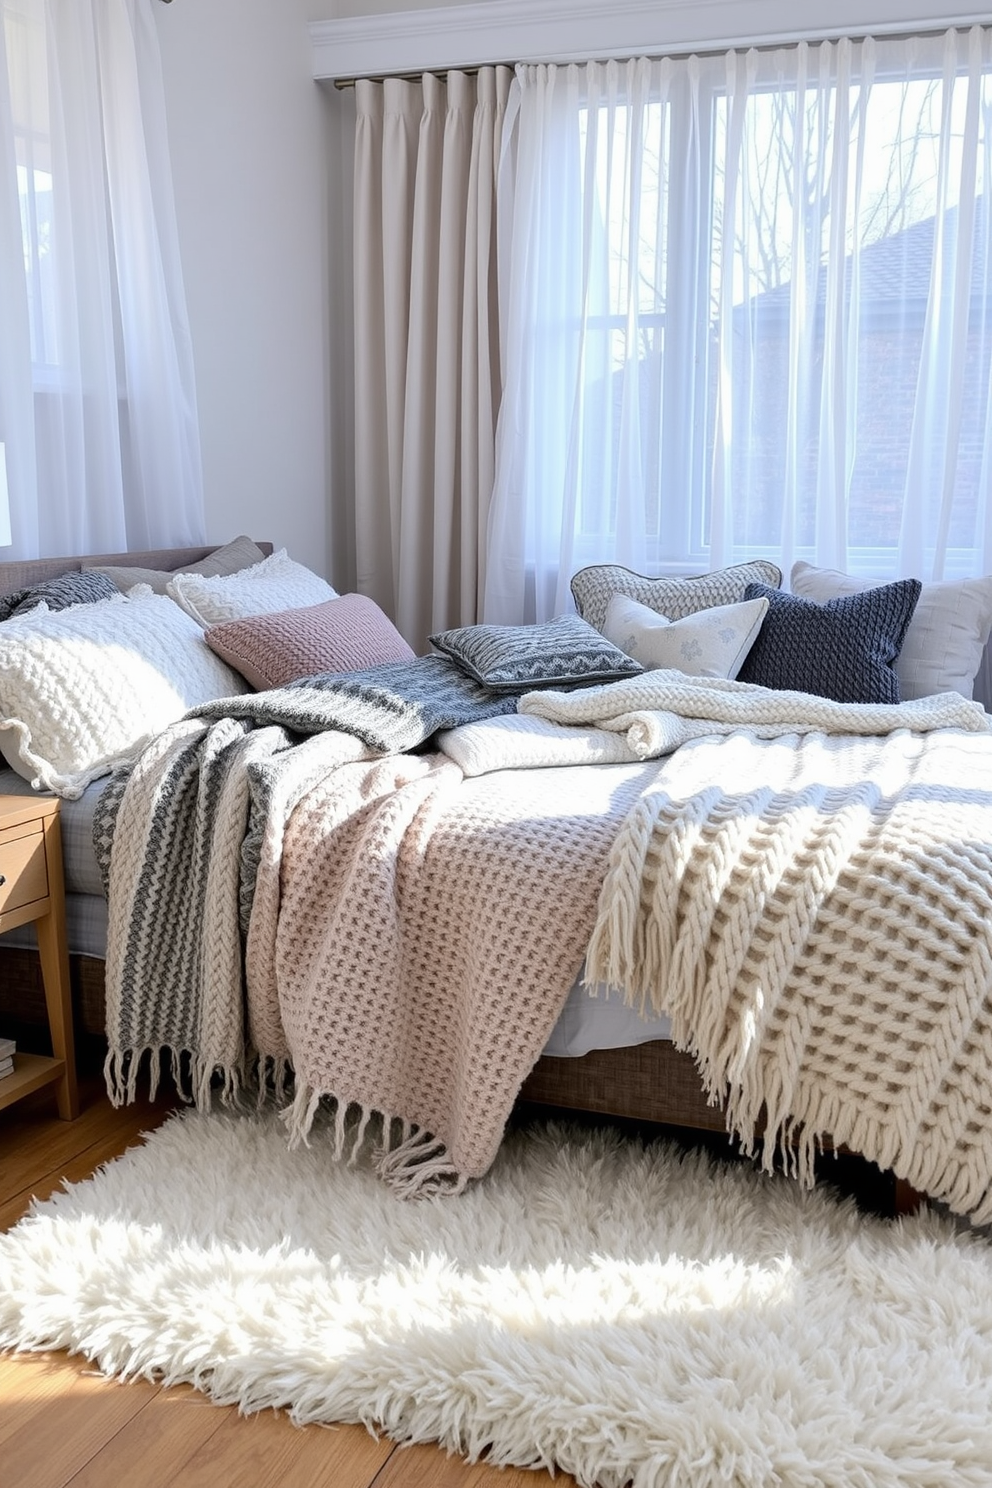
[153,0,344,581]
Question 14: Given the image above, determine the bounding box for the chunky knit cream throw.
[575,688,992,1223]
[520,667,991,756]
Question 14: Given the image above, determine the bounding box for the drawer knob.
[0,874,5,887]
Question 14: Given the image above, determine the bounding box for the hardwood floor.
[0,1062,580,1488]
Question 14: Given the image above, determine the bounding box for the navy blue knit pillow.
[735,580,922,704]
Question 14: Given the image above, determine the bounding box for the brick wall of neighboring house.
[589,206,988,561]
[723,201,990,558]
[727,313,990,555]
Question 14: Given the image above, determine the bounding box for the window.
[486,29,992,623]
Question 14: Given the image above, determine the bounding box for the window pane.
[711,49,992,572]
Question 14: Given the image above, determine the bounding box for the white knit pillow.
[603,593,769,679]
[167,548,337,628]
[0,588,246,798]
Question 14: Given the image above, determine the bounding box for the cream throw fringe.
[581,700,992,1223]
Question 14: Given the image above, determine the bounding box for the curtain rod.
[334,66,488,90]
[330,23,969,89]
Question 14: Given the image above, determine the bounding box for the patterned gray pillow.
[429,613,643,692]
[570,559,783,634]
[0,569,117,622]
[736,580,923,703]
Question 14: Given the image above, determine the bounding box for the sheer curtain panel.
[485,31,992,624]
[0,0,203,559]
[353,67,511,649]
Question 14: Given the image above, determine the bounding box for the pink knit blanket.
[247,751,654,1194]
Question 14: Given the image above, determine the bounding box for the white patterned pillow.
[603,593,769,679]
[0,588,246,798]
[167,548,337,627]
[570,559,782,635]
[429,613,642,691]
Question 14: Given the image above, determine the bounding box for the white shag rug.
[3,1109,992,1488]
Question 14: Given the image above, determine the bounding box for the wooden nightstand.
[0,795,79,1119]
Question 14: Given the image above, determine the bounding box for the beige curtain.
[352,67,511,651]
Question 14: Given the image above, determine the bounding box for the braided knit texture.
[585,719,992,1224]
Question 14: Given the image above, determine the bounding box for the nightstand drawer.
[0,824,49,918]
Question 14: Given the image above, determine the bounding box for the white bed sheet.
[542,974,672,1056]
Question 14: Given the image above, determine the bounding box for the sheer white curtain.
[0,0,203,560]
[353,67,511,649]
[485,29,992,624]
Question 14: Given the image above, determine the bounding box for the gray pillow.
[85,534,267,594]
[0,569,117,622]
[570,559,783,634]
[429,613,643,692]
[735,580,923,704]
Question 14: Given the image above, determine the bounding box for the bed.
[3,542,992,1217]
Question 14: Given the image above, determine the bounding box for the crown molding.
[309,0,990,82]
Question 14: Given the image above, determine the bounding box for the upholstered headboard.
[0,542,274,597]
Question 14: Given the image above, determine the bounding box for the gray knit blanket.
[93,656,516,1105]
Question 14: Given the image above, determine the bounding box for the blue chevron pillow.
[429,613,643,692]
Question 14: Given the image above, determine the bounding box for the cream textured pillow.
[603,592,769,679]
[0,588,246,798]
[790,561,992,700]
[570,559,782,634]
[85,535,267,595]
[205,594,415,689]
[167,548,337,627]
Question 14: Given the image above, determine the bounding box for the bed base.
[519,1040,726,1132]
[2,946,106,1048]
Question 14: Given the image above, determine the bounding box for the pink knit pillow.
[204,594,414,689]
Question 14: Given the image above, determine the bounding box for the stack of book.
[0,1034,15,1080]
